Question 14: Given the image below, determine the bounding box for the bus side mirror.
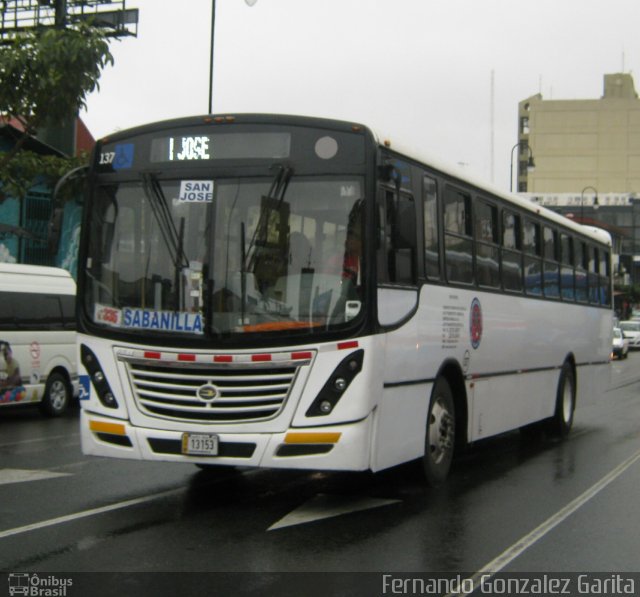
[48,165,89,255]
[47,208,64,254]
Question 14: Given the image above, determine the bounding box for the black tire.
[39,372,71,417]
[547,362,575,438]
[421,377,456,486]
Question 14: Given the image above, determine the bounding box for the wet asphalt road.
[1,353,640,596]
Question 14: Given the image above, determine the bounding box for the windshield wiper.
[243,164,293,272]
[141,173,191,310]
[141,173,190,271]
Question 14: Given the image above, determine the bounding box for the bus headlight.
[80,344,119,409]
[305,349,364,417]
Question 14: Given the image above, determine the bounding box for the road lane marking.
[0,433,80,449]
[448,447,640,597]
[0,468,72,486]
[268,493,401,531]
[0,488,182,541]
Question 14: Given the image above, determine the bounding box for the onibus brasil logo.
[8,573,73,596]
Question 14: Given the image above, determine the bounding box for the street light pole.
[509,142,535,193]
[580,185,598,223]
[209,0,259,114]
[208,0,216,114]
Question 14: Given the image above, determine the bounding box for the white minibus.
[0,263,78,416]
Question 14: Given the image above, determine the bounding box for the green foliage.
[0,150,88,202]
[0,23,113,199]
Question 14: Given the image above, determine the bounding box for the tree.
[0,23,114,201]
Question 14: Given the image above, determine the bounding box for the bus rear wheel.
[547,362,575,438]
[421,377,456,486]
[40,372,71,417]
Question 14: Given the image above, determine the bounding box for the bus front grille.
[121,357,302,423]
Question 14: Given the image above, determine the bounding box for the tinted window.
[0,292,76,331]
[560,233,575,301]
[503,211,521,250]
[444,187,473,284]
[502,210,522,292]
[378,188,417,286]
[523,219,542,296]
[543,227,559,298]
[423,175,440,280]
[475,200,500,288]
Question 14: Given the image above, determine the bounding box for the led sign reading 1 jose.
[168,136,211,161]
[149,131,292,163]
[147,135,214,163]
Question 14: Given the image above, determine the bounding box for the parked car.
[612,327,630,359]
[619,320,640,350]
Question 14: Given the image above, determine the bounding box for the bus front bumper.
[80,410,373,471]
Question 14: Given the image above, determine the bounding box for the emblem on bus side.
[197,384,219,401]
[470,298,483,349]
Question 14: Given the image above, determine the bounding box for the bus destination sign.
[149,131,291,163]
[155,135,212,162]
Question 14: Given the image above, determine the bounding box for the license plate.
[181,433,219,456]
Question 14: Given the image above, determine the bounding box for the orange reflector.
[89,420,126,436]
[284,432,342,444]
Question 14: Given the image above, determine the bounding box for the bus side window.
[395,193,417,284]
[523,218,542,296]
[423,176,440,281]
[502,209,523,292]
[543,226,560,299]
[443,187,473,285]
[588,246,599,304]
[475,199,500,288]
[601,250,611,306]
[575,241,588,303]
[560,233,575,301]
[378,188,417,286]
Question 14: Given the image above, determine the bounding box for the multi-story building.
[517,73,640,288]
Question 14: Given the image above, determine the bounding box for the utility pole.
[55,0,67,27]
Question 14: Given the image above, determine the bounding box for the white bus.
[0,263,78,416]
[73,114,612,484]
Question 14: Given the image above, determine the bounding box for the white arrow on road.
[268,493,401,531]
[0,468,72,486]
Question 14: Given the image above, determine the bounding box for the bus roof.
[98,112,611,248]
[375,132,612,248]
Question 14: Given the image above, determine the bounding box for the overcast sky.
[82,0,640,193]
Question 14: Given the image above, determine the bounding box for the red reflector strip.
[213,355,233,363]
[337,341,359,350]
[252,354,272,362]
[137,351,316,363]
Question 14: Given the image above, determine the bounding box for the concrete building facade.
[517,74,640,288]
[517,73,640,194]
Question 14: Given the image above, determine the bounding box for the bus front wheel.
[421,377,456,486]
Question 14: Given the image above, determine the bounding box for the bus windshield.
[84,173,365,339]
